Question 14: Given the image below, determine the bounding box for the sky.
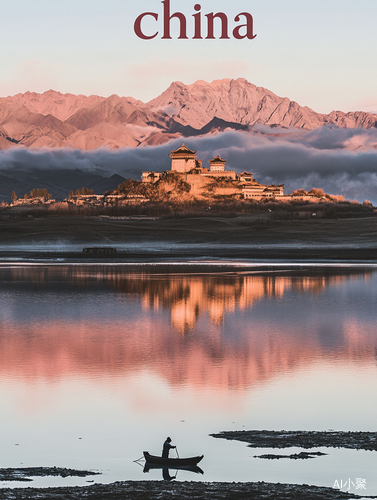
[1,0,377,114]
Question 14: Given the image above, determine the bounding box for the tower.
[209,155,226,172]
[170,143,200,172]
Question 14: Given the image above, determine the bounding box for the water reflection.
[143,463,204,481]
[1,264,377,490]
[0,265,376,391]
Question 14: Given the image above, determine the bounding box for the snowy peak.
[147,78,327,129]
[1,78,377,150]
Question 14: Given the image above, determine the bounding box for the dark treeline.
[1,198,374,221]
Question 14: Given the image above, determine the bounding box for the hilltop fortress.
[7,143,348,208]
[142,143,284,199]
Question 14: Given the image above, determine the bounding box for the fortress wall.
[172,158,196,173]
[201,171,236,179]
[213,187,242,196]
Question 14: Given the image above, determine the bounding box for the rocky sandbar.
[210,430,377,451]
[0,467,100,482]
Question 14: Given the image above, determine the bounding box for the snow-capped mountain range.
[1,78,376,150]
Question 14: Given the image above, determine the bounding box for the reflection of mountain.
[0,267,375,389]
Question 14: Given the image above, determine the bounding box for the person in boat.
[162,437,176,458]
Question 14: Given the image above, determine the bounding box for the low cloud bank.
[1,125,377,204]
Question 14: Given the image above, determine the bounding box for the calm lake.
[0,263,376,493]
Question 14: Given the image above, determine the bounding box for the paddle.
[174,448,180,480]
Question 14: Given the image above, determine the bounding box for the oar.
[174,447,179,479]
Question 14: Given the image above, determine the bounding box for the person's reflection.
[162,467,176,481]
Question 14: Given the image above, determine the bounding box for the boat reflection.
[143,462,204,481]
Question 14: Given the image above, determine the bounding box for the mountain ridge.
[1,78,376,150]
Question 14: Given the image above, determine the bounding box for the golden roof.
[209,155,226,163]
[170,142,197,155]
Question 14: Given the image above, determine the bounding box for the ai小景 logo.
[333,478,366,491]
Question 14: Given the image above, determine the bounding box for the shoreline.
[0,246,377,264]
[1,255,377,271]
[1,480,375,500]
[1,213,377,264]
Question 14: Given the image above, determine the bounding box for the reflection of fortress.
[142,143,285,199]
[5,265,371,334]
[139,273,354,333]
[1,267,374,391]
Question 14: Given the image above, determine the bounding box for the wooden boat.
[143,451,203,466]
